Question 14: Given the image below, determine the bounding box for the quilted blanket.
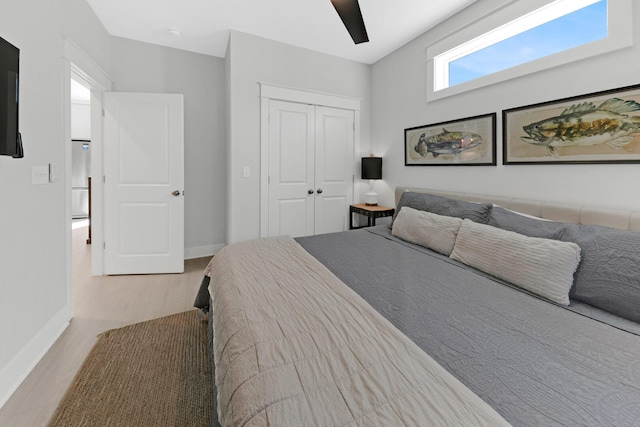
[208,236,509,426]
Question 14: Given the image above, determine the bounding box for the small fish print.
[522,98,640,155]
[414,129,482,158]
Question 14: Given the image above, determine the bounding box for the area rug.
[48,310,213,426]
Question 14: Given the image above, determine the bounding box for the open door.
[103,92,184,274]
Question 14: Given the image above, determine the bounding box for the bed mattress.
[296,226,640,426]
[206,235,508,426]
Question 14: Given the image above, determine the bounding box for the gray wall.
[226,31,372,243]
[371,0,640,211]
[111,37,227,256]
[1,7,228,407]
[0,0,112,406]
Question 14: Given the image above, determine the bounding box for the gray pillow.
[450,219,581,306]
[394,192,492,224]
[567,225,640,323]
[487,206,572,240]
[490,206,640,322]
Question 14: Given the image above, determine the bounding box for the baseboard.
[0,306,70,410]
[184,243,225,260]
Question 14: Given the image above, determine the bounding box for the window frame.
[426,0,632,102]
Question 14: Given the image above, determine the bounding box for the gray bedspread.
[207,236,509,426]
[296,226,640,427]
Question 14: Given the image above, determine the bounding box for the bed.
[195,187,640,426]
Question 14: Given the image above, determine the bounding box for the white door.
[268,100,315,238]
[103,92,184,274]
[315,106,354,234]
[268,100,354,238]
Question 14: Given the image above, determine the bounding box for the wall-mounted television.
[0,35,22,158]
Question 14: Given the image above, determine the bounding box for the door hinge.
[103,242,106,250]
[102,109,105,117]
[103,175,106,183]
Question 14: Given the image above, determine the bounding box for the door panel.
[268,100,315,238]
[274,199,310,238]
[119,203,169,254]
[315,107,354,235]
[278,111,310,184]
[315,195,348,234]
[104,92,184,274]
[119,103,170,185]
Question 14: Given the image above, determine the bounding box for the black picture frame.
[404,113,496,166]
[503,83,640,165]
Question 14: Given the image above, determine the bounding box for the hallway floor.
[0,225,210,426]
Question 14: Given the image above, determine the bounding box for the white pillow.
[392,207,462,256]
[450,219,581,305]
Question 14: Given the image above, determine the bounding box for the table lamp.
[361,156,382,206]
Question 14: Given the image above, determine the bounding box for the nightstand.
[349,204,395,229]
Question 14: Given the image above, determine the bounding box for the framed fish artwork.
[404,113,496,166]
[503,83,640,164]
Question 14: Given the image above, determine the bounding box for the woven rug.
[48,310,213,426]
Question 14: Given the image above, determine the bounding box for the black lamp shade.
[361,157,382,180]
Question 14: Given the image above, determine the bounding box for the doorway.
[67,67,106,278]
[70,77,91,238]
[63,40,112,322]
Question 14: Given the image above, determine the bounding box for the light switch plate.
[32,165,49,185]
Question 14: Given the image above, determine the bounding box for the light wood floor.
[0,225,211,426]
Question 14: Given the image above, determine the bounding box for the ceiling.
[86,0,477,65]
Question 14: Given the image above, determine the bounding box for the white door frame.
[259,82,361,238]
[62,37,113,304]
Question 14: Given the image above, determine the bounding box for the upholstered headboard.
[395,187,640,232]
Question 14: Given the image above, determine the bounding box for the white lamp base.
[365,191,378,206]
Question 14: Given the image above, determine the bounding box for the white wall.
[0,0,111,407]
[110,37,227,257]
[226,31,372,243]
[371,0,640,211]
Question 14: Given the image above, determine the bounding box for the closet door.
[268,100,315,238]
[314,106,354,234]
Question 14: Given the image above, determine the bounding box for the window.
[427,0,632,101]
[448,0,607,87]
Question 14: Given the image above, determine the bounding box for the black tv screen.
[0,35,22,158]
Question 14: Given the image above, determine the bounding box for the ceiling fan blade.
[330,0,369,44]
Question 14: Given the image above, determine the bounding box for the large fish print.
[521,98,640,154]
[414,129,482,158]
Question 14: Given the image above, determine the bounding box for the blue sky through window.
[449,0,608,87]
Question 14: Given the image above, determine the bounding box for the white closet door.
[268,100,315,238]
[314,106,354,235]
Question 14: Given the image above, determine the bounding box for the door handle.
[317,188,323,194]
[308,189,314,195]
[172,190,181,197]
